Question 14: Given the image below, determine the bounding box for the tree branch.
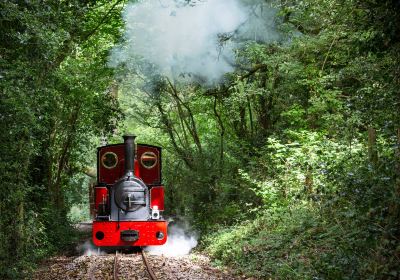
[83,0,126,41]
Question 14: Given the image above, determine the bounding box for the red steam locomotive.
[91,135,167,247]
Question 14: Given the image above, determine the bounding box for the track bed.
[33,251,244,280]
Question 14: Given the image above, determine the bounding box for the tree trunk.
[166,80,203,155]
[155,100,194,169]
[213,96,225,177]
[368,127,378,165]
[389,128,400,216]
[52,105,81,209]
[396,128,400,178]
[247,96,254,139]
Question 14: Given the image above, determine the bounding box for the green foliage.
[115,0,400,278]
[206,206,369,279]
[68,204,91,224]
[256,131,362,202]
[0,0,125,278]
[205,128,399,278]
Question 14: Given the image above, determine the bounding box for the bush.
[204,131,400,279]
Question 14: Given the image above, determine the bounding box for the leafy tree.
[0,0,125,277]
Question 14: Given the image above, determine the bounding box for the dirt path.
[33,252,245,280]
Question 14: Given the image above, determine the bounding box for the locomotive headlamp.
[156,231,164,240]
[151,205,160,220]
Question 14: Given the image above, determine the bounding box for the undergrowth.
[204,132,400,279]
[205,205,399,279]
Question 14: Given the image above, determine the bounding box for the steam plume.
[109,0,279,84]
[145,223,198,256]
[76,240,105,256]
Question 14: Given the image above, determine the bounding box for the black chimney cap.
[123,134,137,139]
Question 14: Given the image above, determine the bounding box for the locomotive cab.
[91,135,167,247]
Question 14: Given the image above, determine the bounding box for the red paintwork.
[98,144,161,185]
[93,142,166,247]
[93,221,167,246]
[150,186,165,210]
[94,187,108,210]
[98,145,140,184]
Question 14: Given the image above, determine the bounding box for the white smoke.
[109,0,279,84]
[145,223,198,256]
[76,240,105,256]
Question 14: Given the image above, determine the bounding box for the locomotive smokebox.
[123,134,136,174]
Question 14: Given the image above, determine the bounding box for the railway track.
[113,249,157,280]
[33,248,241,280]
[141,250,158,280]
[113,251,119,280]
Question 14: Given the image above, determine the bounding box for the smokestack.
[123,135,136,174]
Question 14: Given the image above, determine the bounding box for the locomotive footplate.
[92,220,167,247]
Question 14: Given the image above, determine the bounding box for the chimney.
[123,134,136,174]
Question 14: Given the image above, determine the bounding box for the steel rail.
[141,250,158,280]
[113,251,119,280]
